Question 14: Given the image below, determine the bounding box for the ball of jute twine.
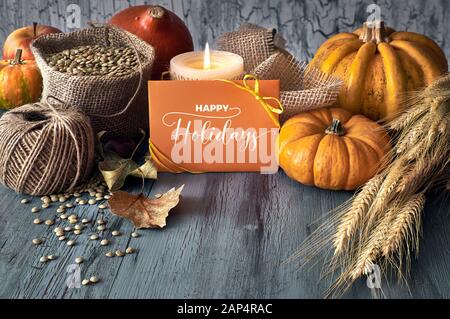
[0,97,95,196]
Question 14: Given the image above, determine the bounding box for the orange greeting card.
[148,79,281,173]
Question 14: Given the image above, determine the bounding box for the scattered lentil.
[45,219,54,226]
[131,232,140,238]
[89,276,99,284]
[100,239,109,246]
[32,238,43,245]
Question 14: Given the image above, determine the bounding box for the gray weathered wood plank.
[0,0,449,61]
[1,169,448,298]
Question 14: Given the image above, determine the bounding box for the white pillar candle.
[170,43,244,80]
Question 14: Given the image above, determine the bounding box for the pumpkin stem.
[148,6,165,19]
[372,20,387,44]
[33,22,38,37]
[360,20,388,44]
[12,49,23,65]
[325,119,345,136]
[360,22,373,43]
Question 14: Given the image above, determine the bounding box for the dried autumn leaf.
[108,185,184,229]
[99,153,139,191]
[97,131,157,192]
[130,156,157,180]
[99,154,157,191]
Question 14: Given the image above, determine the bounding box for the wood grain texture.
[0,0,449,300]
[0,0,449,61]
[0,165,449,298]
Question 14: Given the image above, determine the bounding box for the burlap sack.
[218,23,342,120]
[31,25,155,137]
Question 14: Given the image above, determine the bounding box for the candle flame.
[203,42,211,69]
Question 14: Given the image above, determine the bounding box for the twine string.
[0,101,94,195]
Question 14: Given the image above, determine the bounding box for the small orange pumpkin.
[278,107,391,190]
[0,49,42,109]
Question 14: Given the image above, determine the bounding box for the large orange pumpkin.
[309,20,448,121]
[109,5,194,80]
[278,107,391,191]
[0,49,42,109]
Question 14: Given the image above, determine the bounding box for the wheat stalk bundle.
[294,75,450,298]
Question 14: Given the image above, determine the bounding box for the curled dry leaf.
[99,153,157,191]
[108,185,184,229]
[97,130,157,191]
[130,157,157,179]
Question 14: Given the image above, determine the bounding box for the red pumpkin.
[3,23,62,60]
[109,5,194,79]
[0,49,42,109]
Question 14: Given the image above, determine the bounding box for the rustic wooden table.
[0,163,449,298]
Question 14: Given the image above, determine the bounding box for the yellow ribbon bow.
[218,74,284,127]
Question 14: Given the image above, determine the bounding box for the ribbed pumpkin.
[0,49,42,109]
[309,20,448,121]
[278,107,391,191]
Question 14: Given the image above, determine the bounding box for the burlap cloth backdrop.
[32,25,155,137]
[218,23,342,120]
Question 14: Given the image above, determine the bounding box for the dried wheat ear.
[294,75,450,298]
